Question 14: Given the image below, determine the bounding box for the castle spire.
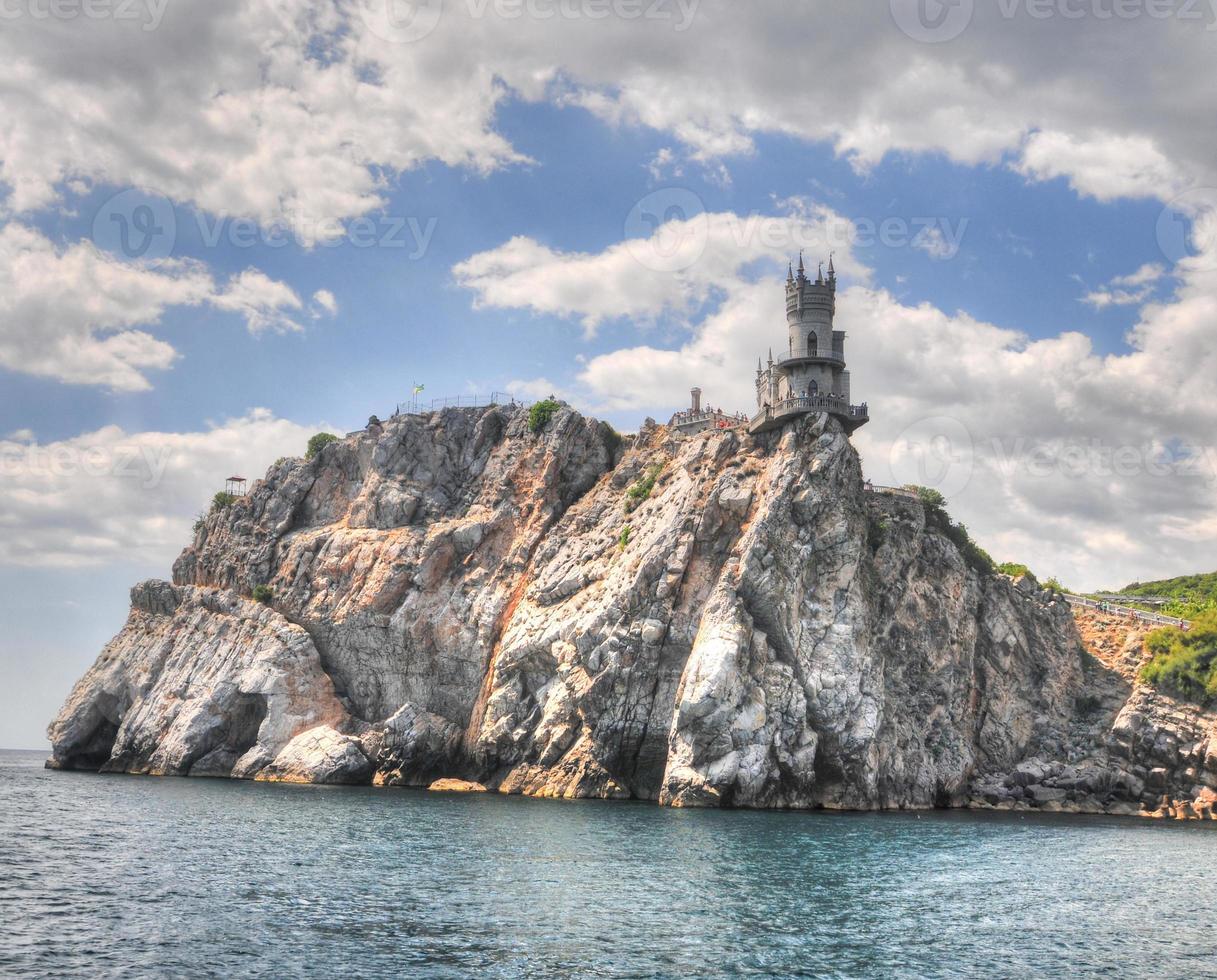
[797,251,804,276]
[787,261,793,283]
[817,261,824,284]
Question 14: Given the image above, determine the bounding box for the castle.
[669,256,868,437]
[749,255,868,435]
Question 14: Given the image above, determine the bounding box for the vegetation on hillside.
[211,491,237,512]
[1116,571,1217,620]
[252,585,274,605]
[306,432,339,460]
[625,463,663,514]
[528,398,561,433]
[1139,610,1217,703]
[903,485,995,575]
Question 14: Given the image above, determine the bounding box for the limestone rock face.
[46,404,1216,817]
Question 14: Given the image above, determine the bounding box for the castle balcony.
[774,344,845,369]
[748,394,869,435]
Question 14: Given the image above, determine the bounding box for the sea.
[1,748,1214,978]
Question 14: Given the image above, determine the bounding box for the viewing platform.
[748,394,869,435]
[774,344,845,369]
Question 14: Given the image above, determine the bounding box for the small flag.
[413,383,425,395]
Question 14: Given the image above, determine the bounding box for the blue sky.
[2,1,1216,747]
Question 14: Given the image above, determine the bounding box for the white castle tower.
[749,254,869,435]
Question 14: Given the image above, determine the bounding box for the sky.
[2,0,1217,748]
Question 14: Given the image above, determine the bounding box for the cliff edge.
[47,405,1217,817]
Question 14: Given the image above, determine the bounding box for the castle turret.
[749,258,868,435]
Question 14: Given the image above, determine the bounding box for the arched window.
[808,380,818,396]
[807,332,817,354]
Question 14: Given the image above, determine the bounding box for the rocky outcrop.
[46,404,1217,819]
[967,606,1217,820]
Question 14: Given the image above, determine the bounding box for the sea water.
[1,749,1213,977]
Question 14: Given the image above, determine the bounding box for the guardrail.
[865,484,920,500]
[1063,594,1191,631]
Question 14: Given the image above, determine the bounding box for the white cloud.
[312,288,339,317]
[2,2,1215,241]
[453,202,868,334]
[1081,262,1168,309]
[0,411,322,568]
[211,269,305,335]
[459,210,1217,591]
[0,226,315,390]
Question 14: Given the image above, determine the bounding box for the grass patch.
[211,491,237,513]
[624,463,663,514]
[1139,610,1217,703]
[618,525,632,550]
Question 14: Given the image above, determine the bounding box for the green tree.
[252,585,274,605]
[306,432,339,460]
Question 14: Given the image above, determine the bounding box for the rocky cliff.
[47,405,1217,818]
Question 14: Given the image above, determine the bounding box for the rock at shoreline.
[428,778,487,793]
[46,404,1217,820]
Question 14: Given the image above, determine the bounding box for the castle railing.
[771,395,867,419]
[749,395,868,432]
[775,344,845,366]
[1062,594,1191,631]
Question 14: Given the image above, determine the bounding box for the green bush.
[618,525,632,550]
[867,516,888,551]
[529,398,561,433]
[905,484,946,509]
[211,491,237,513]
[193,513,207,534]
[997,562,1032,579]
[252,585,274,605]
[306,432,339,460]
[624,463,663,514]
[1139,610,1217,703]
[1042,576,1066,594]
